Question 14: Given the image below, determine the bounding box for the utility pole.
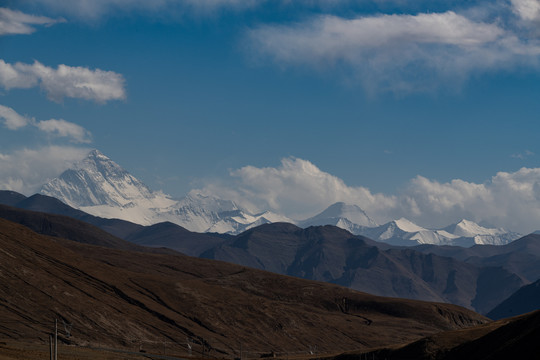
[49,334,53,360]
[54,318,58,360]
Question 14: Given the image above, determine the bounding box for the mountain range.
[40,150,293,234]
[1,195,536,316]
[200,223,528,314]
[1,149,538,358]
[0,199,538,359]
[38,149,521,246]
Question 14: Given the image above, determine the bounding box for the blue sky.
[1,0,540,232]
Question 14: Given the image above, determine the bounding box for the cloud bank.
[0,60,126,103]
[0,7,63,36]
[0,105,92,143]
[247,6,540,93]
[201,157,540,233]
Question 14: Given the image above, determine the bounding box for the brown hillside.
[0,218,488,358]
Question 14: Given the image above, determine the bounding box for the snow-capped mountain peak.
[181,191,240,213]
[393,218,426,233]
[299,202,378,229]
[445,219,505,237]
[41,149,158,208]
[39,150,293,234]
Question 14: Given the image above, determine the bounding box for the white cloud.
[201,157,540,233]
[0,146,90,195]
[0,104,92,143]
[404,169,540,233]
[35,119,92,143]
[0,60,126,103]
[0,104,32,130]
[511,0,540,22]
[0,7,64,36]
[247,10,540,93]
[201,157,397,220]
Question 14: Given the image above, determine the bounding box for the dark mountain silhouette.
[335,310,540,360]
[0,190,226,254]
[201,223,525,313]
[0,190,26,206]
[125,221,227,256]
[0,204,170,253]
[0,217,488,357]
[487,279,540,320]
[10,192,143,239]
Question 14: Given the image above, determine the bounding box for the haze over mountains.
[38,150,521,247]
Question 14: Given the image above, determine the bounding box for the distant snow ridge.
[39,150,292,233]
[40,149,522,245]
[303,203,521,247]
[443,220,521,246]
[355,218,521,247]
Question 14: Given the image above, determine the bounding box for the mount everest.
[39,150,521,245]
[40,150,292,234]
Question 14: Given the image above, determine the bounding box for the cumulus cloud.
[404,169,540,233]
[247,10,540,93]
[201,157,397,220]
[0,7,64,36]
[0,146,90,195]
[201,157,540,233]
[35,119,92,143]
[0,60,126,103]
[0,104,92,143]
[0,104,32,130]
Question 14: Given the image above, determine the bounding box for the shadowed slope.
[487,279,540,320]
[333,310,540,360]
[0,204,154,252]
[0,191,226,255]
[203,223,524,313]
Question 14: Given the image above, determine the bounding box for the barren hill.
[0,217,487,357]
